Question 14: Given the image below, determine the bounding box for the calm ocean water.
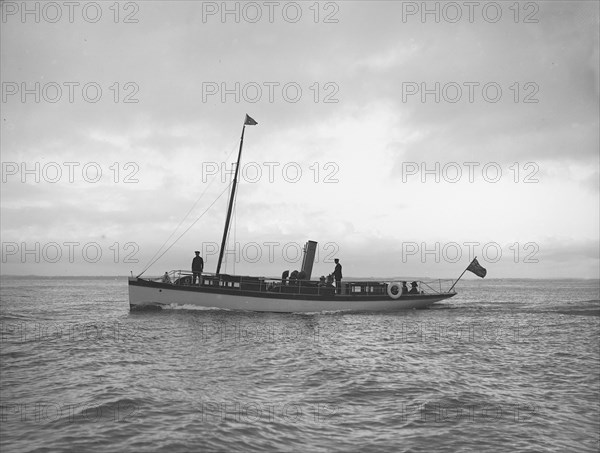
[1,277,598,453]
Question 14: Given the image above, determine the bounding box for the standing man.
[333,258,343,294]
[192,251,204,285]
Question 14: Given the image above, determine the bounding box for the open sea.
[0,277,598,452]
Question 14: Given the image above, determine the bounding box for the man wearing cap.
[192,251,204,285]
[402,281,408,294]
[333,258,343,294]
[409,281,419,294]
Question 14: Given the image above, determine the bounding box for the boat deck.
[141,270,455,300]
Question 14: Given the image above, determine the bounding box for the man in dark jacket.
[333,258,342,294]
[192,251,204,285]
[409,281,419,294]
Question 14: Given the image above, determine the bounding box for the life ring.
[387,282,402,299]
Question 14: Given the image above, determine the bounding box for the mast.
[216,115,256,274]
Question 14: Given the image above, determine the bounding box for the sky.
[1,0,598,279]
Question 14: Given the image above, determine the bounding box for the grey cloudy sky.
[1,1,598,279]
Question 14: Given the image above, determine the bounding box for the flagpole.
[216,121,246,275]
[448,256,476,293]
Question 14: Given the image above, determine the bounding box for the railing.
[146,271,456,297]
[419,279,457,294]
[149,270,335,296]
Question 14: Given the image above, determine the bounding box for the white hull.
[128,278,453,313]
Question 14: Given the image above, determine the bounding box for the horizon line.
[1,274,599,281]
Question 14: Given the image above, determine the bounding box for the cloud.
[1,1,598,278]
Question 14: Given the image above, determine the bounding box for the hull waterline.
[128,277,456,313]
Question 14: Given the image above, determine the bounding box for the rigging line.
[137,181,233,277]
[137,142,239,276]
